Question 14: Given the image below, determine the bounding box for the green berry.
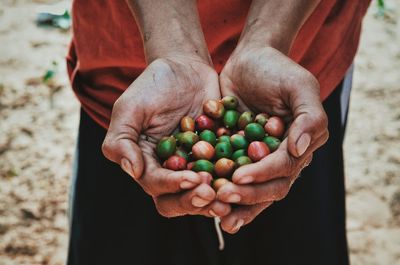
[215,142,233,159]
[221,96,239,110]
[235,156,252,167]
[179,131,199,150]
[199,130,217,146]
[230,134,249,150]
[255,113,269,127]
[263,136,281,152]
[156,136,176,160]
[244,123,265,141]
[192,159,214,173]
[237,111,255,130]
[218,135,231,144]
[231,149,247,161]
[223,110,240,129]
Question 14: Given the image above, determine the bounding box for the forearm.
[238,0,321,54]
[125,0,210,63]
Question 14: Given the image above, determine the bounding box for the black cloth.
[67,85,349,265]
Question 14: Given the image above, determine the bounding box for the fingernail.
[180,181,197,189]
[121,158,135,178]
[209,210,218,217]
[237,176,253,184]
[226,193,241,203]
[296,133,311,156]
[192,196,210,207]
[232,219,244,232]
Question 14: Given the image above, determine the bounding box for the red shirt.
[67,0,371,129]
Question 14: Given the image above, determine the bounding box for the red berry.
[216,127,231,137]
[264,116,285,138]
[192,141,215,160]
[187,162,195,170]
[180,116,195,132]
[214,158,235,178]
[237,130,245,136]
[203,99,225,119]
[165,155,187,171]
[195,115,215,131]
[247,141,270,162]
[213,178,230,191]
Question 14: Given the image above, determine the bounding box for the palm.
[118,57,220,141]
[220,47,319,121]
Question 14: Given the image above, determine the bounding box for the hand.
[217,46,328,233]
[102,56,231,218]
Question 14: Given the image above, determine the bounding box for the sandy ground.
[0,0,399,264]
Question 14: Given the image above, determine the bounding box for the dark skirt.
[67,79,351,265]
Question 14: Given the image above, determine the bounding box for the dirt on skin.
[0,0,399,264]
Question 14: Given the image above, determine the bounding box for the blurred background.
[0,0,399,264]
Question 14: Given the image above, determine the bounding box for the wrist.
[143,22,212,66]
[236,19,295,55]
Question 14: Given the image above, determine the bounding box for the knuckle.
[101,138,115,161]
[313,111,328,130]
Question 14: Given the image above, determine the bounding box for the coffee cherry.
[237,130,245,136]
[180,116,195,132]
[244,123,265,141]
[264,116,285,138]
[175,148,189,161]
[221,96,239,110]
[223,110,240,129]
[215,158,235,179]
[231,149,247,161]
[199,130,217,146]
[263,136,281,152]
[215,142,233,159]
[247,141,270,162]
[235,156,252,167]
[178,131,199,150]
[216,127,231,137]
[156,136,176,160]
[230,134,249,150]
[217,135,231,144]
[165,155,187,170]
[203,99,225,119]
[213,178,230,191]
[192,141,215,160]
[192,159,214,174]
[187,161,195,170]
[195,115,215,131]
[254,113,269,127]
[238,111,255,130]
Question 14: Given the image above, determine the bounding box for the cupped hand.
[102,56,231,218]
[218,46,329,233]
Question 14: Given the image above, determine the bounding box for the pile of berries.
[156,96,285,190]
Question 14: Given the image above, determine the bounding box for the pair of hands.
[102,46,328,234]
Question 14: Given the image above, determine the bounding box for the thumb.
[286,77,329,158]
[102,99,144,179]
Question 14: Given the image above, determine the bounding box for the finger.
[220,202,273,234]
[217,178,291,205]
[232,132,327,185]
[138,140,203,197]
[102,97,145,179]
[285,74,329,158]
[154,184,231,218]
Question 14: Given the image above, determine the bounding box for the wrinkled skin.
[217,46,329,233]
[102,56,231,218]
